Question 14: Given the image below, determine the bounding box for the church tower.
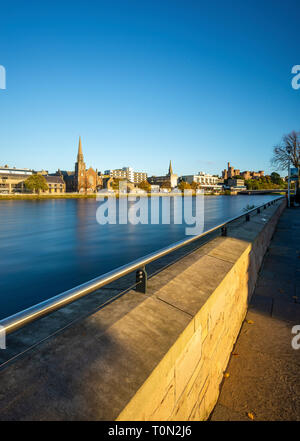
[167,160,178,189]
[75,136,86,192]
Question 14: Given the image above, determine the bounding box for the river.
[0,195,278,319]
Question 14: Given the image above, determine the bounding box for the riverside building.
[104,167,147,184]
[181,172,221,191]
[0,165,33,193]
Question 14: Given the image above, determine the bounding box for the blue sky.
[0,0,299,176]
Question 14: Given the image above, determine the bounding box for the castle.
[222,162,264,181]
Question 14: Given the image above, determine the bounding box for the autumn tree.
[160,181,171,189]
[190,181,200,191]
[25,174,48,194]
[178,181,191,191]
[110,178,123,191]
[138,180,151,192]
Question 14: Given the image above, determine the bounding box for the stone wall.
[117,200,286,420]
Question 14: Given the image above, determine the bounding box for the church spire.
[168,160,173,175]
[77,136,83,162]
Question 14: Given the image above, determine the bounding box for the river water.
[0,195,278,319]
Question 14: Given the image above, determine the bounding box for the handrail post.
[221,225,227,236]
[136,267,147,293]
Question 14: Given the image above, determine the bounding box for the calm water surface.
[0,195,278,319]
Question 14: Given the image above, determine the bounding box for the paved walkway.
[211,206,300,421]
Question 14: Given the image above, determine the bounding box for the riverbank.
[0,193,98,200]
[0,192,225,200]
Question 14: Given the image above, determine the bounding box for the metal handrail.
[0,196,285,335]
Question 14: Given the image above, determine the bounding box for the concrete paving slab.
[211,206,300,421]
[249,294,273,316]
[212,350,300,421]
[207,237,249,264]
[0,291,192,420]
[210,403,249,421]
[272,300,300,324]
[153,255,233,317]
[234,312,300,366]
[0,287,122,366]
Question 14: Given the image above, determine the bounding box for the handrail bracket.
[136,267,148,294]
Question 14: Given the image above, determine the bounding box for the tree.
[271,131,300,195]
[245,179,259,190]
[138,180,151,192]
[110,178,123,191]
[178,181,191,191]
[190,181,200,191]
[270,172,282,185]
[245,175,287,191]
[25,174,48,194]
[160,180,171,189]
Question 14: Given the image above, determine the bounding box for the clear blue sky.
[0,0,299,176]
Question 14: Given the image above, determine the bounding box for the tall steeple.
[168,160,173,176]
[75,135,86,188]
[77,136,84,163]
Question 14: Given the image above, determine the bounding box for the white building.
[0,165,33,176]
[181,172,221,189]
[150,184,160,193]
[104,167,147,184]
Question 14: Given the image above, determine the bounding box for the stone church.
[148,160,178,189]
[57,137,102,193]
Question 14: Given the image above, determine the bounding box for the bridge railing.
[0,196,285,335]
